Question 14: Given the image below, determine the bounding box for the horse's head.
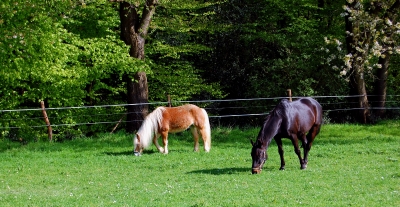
[250,139,267,174]
[133,133,143,156]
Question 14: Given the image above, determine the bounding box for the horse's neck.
[136,109,162,148]
[259,115,282,147]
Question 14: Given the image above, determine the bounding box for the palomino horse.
[251,97,322,174]
[133,104,211,156]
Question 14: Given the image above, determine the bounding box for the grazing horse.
[251,97,322,174]
[133,104,211,156]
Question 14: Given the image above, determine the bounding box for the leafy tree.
[204,0,346,97]
[328,0,400,123]
[108,0,227,131]
[146,0,225,103]
[113,0,158,132]
[191,0,348,124]
[0,0,225,139]
[0,0,142,139]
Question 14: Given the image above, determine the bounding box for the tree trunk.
[344,0,400,123]
[344,0,371,123]
[371,0,400,118]
[348,64,371,123]
[372,53,390,118]
[125,72,149,132]
[354,69,370,123]
[119,1,157,132]
[347,65,371,124]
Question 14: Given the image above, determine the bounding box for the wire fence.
[1,95,400,131]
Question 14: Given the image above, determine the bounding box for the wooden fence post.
[40,101,53,141]
[110,114,126,134]
[167,94,172,107]
[287,89,292,102]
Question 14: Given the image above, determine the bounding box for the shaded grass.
[1,121,400,206]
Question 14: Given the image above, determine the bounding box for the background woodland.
[1,0,400,140]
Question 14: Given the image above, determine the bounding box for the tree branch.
[139,0,158,37]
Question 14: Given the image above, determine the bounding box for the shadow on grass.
[187,167,282,175]
[103,149,159,156]
[104,151,134,156]
[187,164,279,175]
[187,167,257,175]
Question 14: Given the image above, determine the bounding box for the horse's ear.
[250,139,254,146]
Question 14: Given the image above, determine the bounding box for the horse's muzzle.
[252,168,262,174]
[133,151,141,156]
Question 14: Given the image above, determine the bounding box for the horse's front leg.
[290,135,306,169]
[274,137,285,170]
[153,134,164,153]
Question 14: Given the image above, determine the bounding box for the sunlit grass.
[1,121,399,206]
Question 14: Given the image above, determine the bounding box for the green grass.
[1,120,400,206]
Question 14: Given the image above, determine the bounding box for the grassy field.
[1,120,399,206]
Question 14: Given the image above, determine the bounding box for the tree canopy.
[1,0,400,140]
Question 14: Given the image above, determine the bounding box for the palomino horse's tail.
[201,108,211,152]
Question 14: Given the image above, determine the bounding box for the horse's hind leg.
[198,127,211,152]
[191,126,200,152]
[161,131,169,154]
[274,138,285,170]
[290,135,306,169]
[304,125,320,165]
[300,133,307,148]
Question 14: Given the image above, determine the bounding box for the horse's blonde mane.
[136,107,165,148]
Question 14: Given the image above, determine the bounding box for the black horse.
[251,97,322,174]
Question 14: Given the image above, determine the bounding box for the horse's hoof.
[300,165,307,170]
[279,167,285,171]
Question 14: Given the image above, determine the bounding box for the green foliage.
[0,0,227,139]
[148,60,224,101]
[147,0,226,102]
[388,55,400,95]
[1,0,400,139]
[1,121,400,206]
[1,1,196,139]
[0,1,145,139]
[201,0,348,99]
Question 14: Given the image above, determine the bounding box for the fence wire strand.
[1,95,399,130]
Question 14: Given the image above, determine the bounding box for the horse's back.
[170,104,204,119]
[283,98,322,132]
[298,98,322,125]
[164,104,195,123]
[162,104,207,131]
[295,98,323,136]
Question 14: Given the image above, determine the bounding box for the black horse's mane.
[256,99,292,146]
